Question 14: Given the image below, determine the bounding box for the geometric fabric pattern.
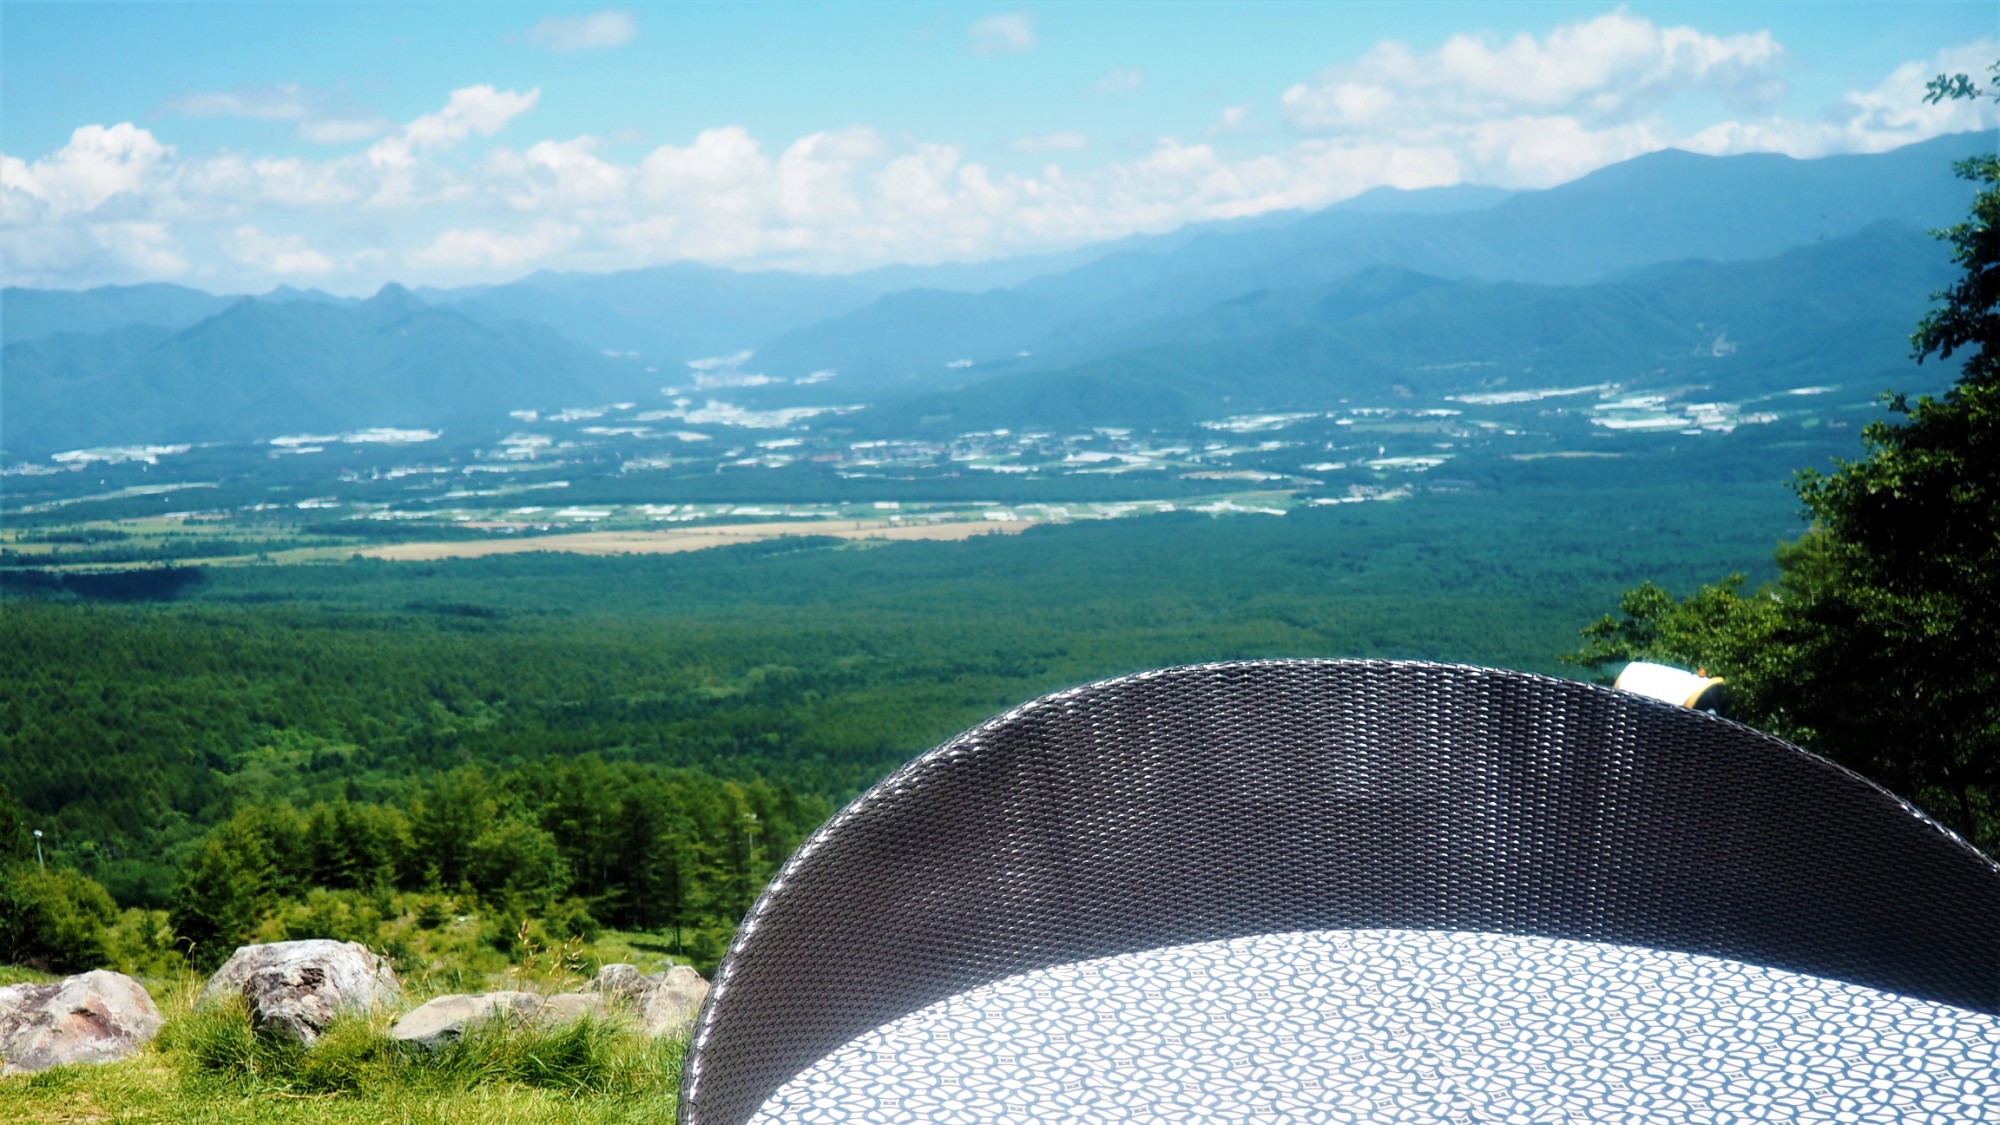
[750,929,2000,1124]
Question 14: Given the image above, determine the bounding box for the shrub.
[0,864,117,972]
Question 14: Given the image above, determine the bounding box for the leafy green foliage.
[0,864,117,972]
[1572,72,2000,852]
[171,821,280,969]
[3,443,1815,964]
[0,785,32,863]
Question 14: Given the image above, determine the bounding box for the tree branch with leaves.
[1568,65,2000,852]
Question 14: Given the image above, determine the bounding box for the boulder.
[531,992,608,1027]
[580,962,709,1035]
[638,966,709,1036]
[388,991,539,1046]
[0,971,163,1076]
[584,962,648,1004]
[198,940,400,1044]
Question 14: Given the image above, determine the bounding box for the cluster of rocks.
[0,937,709,1075]
[388,959,708,1046]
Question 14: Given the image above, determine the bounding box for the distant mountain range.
[862,222,1952,434]
[2,286,649,451]
[1,132,1985,455]
[747,132,1985,393]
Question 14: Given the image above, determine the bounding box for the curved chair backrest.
[679,660,2000,1125]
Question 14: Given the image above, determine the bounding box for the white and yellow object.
[1615,661,1729,713]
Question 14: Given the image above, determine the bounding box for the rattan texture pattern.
[677,660,2000,1125]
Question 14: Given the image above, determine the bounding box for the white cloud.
[411,220,580,269]
[1206,105,1261,139]
[161,83,392,145]
[1283,10,1787,134]
[5,33,1994,291]
[0,123,174,220]
[490,136,633,210]
[969,12,1035,56]
[1095,67,1144,94]
[522,9,637,52]
[225,225,337,275]
[1271,9,1798,188]
[163,84,312,121]
[640,125,773,214]
[367,85,540,205]
[395,86,541,154]
[1683,39,2000,157]
[1011,132,1091,153]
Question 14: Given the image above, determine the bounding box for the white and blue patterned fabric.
[749,928,1999,1123]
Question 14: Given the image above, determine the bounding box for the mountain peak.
[368,282,421,306]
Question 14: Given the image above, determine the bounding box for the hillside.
[747,133,1987,392]
[2,286,654,453]
[0,283,237,347]
[855,221,1951,433]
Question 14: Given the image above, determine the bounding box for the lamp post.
[739,812,759,917]
[32,830,44,872]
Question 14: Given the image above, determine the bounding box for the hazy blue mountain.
[859,222,1954,434]
[2,285,653,453]
[750,133,1986,393]
[421,263,882,368]
[257,285,358,306]
[1323,183,1515,215]
[1,283,237,346]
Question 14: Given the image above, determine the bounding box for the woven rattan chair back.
[678,660,2000,1125]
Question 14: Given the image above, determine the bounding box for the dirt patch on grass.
[354,519,1032,561]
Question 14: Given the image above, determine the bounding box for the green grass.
[0,980,685,1124]
[1,948,688,1112]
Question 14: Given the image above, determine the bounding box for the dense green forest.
[0,449,1806,971]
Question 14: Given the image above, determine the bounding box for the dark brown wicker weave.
[678,660,2000,1125]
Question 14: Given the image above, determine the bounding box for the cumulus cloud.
[1,123,175,220]
[1273,8,1797,186]
[969,12,1035,56]
[521,9,637,52]
[1095,67,1144,94]
[225,224,337,275]
[1011,132,1091,153]
[488,136,632,211]
[1206,105,1261,139]
[1283,9,1787,134]
[1683,39,2000,157]
[411,220,580,269]
[367,85,540,205]
[6,31,1996,291]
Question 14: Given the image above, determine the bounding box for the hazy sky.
[4,2,1995,293]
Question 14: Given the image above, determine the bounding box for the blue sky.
[4,2,1995,292]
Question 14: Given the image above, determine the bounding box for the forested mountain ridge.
[3,133,1985,459]
[0,282,237,346]
[858,221,1954,434]
[746,133,1990,390]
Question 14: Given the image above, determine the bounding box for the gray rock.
[0,971,164,1076]
[531,992,608,1026]
[199,940,400,1044]
[389,991,539,1046]
[584,963,647,1004]
[638,966,709,1036]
